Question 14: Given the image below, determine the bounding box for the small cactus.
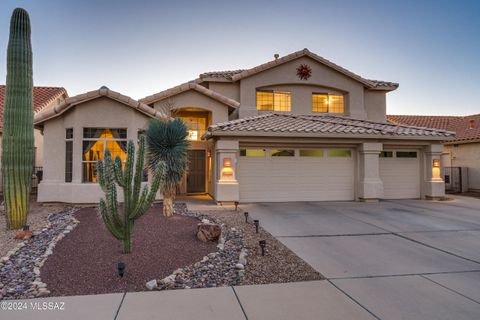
[97,136,163,253]
[2,8,35,230]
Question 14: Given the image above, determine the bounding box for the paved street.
[243,195,480,319]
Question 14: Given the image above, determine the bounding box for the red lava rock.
[196,223,222,242]
[14,230,33,240]
[40,203,216,296]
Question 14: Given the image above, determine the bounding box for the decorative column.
[358,142,384,201]
[214,139,239,203]
[424,144,445,199]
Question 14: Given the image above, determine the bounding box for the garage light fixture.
[433,159,440,168]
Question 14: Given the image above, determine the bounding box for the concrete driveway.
[242,195,480,319]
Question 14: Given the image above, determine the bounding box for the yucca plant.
[97,136,163,253]
[145,118,189,217]
[2,8,35,230]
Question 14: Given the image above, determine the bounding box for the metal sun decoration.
[296,64,312,80]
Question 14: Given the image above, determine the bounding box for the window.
[178,112,208,141]
[82,128,127,183]
[240,149,265,157]
[396,151,417,158]
[256,91,291,112]
[65,128,73,182]
[380,151,393,158]
[312,93,344,113]
[300,149,324,157]
[328,149,351,157]
[271,149,295,157]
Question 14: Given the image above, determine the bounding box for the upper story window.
[177,111,209,141]
[312,93,344,114]
[82,128,127,183]
[256,91,291,112]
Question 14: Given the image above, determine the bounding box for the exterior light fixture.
[259,240,266,256]
[244,211,249,223]
[117,262,125,277]
[433,159,440,168]
[223,158,232,167]
[254,220,259,233]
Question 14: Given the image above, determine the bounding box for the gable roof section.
[204,113,454,140]
[34,86,164,125]
[0,85,67,130]
[387,114,480,144]
[223,48,398,91]
[140,82,240,108]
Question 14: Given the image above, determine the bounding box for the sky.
[0,0,479,116]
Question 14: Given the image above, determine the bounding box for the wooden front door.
[187,150,206,193]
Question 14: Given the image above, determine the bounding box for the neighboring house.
[387,114,480,192]
[0,85,68,191]
[34,48,454,204]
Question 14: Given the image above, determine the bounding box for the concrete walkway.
[0,281,378,320]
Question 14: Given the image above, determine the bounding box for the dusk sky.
[1,0,479,115]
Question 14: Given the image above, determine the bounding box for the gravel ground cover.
[40,203,217,296]
[192,209,324,285]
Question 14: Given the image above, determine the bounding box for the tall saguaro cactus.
[98,136,163,253]
[2,8,35,230]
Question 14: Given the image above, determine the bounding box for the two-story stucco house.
[34,49,453,203]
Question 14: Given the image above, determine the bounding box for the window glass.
[82,128,127,182]
[256,91,291,112]
[178,114,208,141]
[271,149,295,157]
[300,149,324,157]
[396,151,417,158]
[239,149,265,157]
[66,128,73,139]
[380,151,393,158]
[312,94,344,113]
[65,129,73,182]
[328,149,351,157]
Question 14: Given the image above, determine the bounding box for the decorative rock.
[235,263,244,270]
[217,243,224,250]
[160,275,176,285]
[37,288,50,297]
[146,279,158,290]
[15,229,33,240]
[208,252,216,259]
[197,223,222,242]
[239,249,248,266]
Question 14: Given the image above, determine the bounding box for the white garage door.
[380,150,420,199]
[238,148,354,202]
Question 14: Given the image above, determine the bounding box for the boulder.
[197,223,222,242]
[146,279,158,290]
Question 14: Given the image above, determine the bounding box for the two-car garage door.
[238,148,355,202]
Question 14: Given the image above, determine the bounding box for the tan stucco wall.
[364,90,387,123]
[444,143,480,191]
[38,96,156,203]
[238,56,367,119]
[152,90,229,124]
[208,82,240,102]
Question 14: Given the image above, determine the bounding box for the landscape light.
[244,211,249,223]
[23,225,30,231]
[117,262,125,277]
[254,220,259,233]
[259,240,266,256]
[235,201,239,211]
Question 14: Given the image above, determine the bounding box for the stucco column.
[214,139,239,203]
[358,142,383,201]
[424,144,445,199]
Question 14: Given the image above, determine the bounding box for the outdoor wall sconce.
[433,159,440,168]
[244,211,249,223]
[117,262,125,277]
[259,240,266,256]
[223,157,232,167]
[254,220,259,233]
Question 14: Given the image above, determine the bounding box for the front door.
[187,150,206,193]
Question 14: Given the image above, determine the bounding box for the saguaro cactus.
[2,8,35,230]
[98,136,163,253]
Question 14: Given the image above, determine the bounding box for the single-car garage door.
[238,148,354,202]
[379,150,420,199]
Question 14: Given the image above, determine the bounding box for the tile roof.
[35,86,164,125]
[140,82,240,108]
[204,113,454,140]
[0,85,67,130]
[387,115,480,143]
[199,70,245,80]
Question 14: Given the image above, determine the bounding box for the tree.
[2,8,35,230]
[145,118,189,217]
[97,136,163,253]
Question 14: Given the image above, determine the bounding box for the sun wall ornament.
[296,64,312,80]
